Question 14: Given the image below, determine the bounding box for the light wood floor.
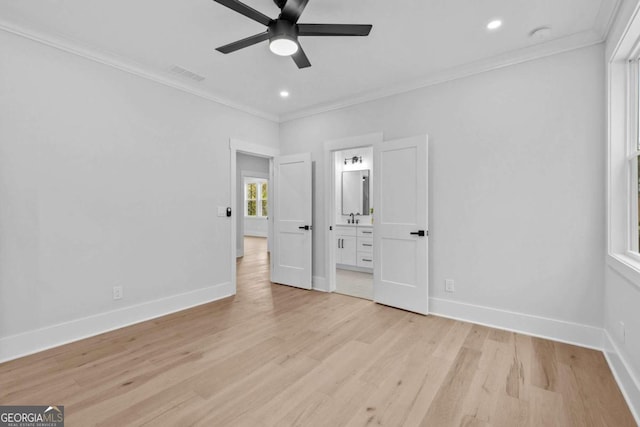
[336,268,373,300]
[0,236,634,426]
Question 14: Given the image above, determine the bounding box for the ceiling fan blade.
[216,31,270,54]
[212,0,272,26]
[279,0,309,23]
[298,23,372,37]
[292,44,311,69]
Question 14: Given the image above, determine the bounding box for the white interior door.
[374,135,429,314]
[271,153,313,289]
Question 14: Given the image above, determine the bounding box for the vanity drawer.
[357,227,373,238]
[335,226,357,236]
[358,238,373,253]
[357,253,374,268]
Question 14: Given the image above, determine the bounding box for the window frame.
[607,11,640,289]
[244,177,268,218]
[626,59,640,260]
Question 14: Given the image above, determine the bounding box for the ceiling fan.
[212,0,373,69]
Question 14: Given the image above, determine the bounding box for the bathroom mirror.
[342,170,370,215]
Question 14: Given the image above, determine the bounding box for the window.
[627,60,640,257]
[244,178,268,217]
[246,182,257,216]
[608,13,640,278]
[261,181,268,217]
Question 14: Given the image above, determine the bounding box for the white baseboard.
[336,264,374,274]
[244,232,267,238]
[312,276,329,292]
[429,297,604,350]
[603,331,640,425]
[427,299,639,421]
[0,282,234,363]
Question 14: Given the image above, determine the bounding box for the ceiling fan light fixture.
[269,37,299,56]
[212,0,373,69]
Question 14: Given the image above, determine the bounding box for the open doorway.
[324,133,429,313]
[236,153,271,292]
[230,140,312,293]
[324,133,381,298]
[333,146,374,300]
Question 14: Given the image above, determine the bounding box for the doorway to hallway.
[236,236,270,295]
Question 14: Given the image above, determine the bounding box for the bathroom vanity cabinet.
[335,225,373,270]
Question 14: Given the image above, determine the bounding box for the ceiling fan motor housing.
[269,19,299,42]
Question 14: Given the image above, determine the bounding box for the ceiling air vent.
[169,65,206,82]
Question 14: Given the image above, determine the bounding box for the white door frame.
[323,132,383,292]
[230,139,279,294]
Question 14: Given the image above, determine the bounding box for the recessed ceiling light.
[280,90,290,98]
[487,19,503,31]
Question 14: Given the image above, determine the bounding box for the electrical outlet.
[619,321,626,343]
[445,279,455,293]
[113,286,123,300]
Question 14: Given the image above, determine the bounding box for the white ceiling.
[0,0,618,121]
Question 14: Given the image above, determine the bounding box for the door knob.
[410,230,426,237]
[298,225,312,230]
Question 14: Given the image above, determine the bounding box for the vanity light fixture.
[344,156,362,165]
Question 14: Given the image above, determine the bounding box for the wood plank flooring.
[335,268,373,300]
[0,236,635,426]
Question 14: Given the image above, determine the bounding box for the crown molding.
[0,19,279,123]
[595,0,622,40]
[279,29,606,122]
[279,0,621,123]
[0,0,621,126]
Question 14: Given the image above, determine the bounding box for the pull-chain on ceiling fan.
[212,0,373,69]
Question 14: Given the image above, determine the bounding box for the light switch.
[217,207,227,217]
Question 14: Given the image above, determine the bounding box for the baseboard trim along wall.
[603,331,640,424]
[0,281,234,364]
[430,298,639,424]
[312,276,329,292]
[429,297,604,350]
[244,232,268,238]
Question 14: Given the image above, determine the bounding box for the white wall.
[604,268,640,401]
[236,153,270,255]
[244,217,268,237]
[0,30,279,344]
[280,44,605,329]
